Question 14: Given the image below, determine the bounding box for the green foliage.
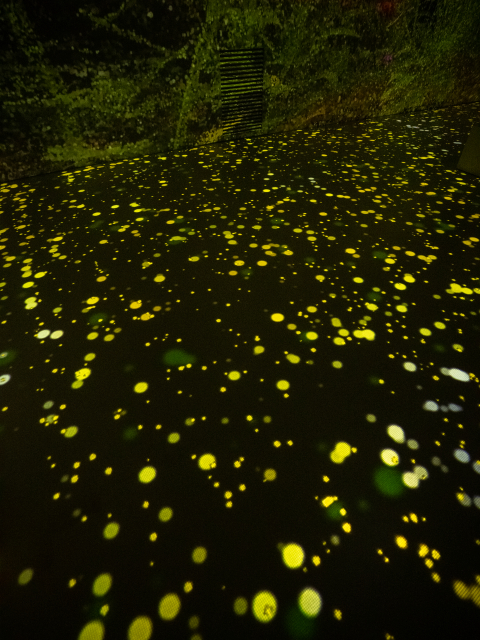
[1,0,479,181]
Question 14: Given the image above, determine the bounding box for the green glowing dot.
[167,432,180,443]
[374,466,405,497]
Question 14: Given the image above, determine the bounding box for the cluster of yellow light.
[330,442,353,464]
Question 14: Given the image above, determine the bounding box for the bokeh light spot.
[252,591,277,623]
[298,587,322,618]
[282,543,305,569]
[127,616,153,640]
[139,466,157,483]
[158,593,181,621]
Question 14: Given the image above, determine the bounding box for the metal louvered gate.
[219,48,264,141]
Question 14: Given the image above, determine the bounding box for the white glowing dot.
[402,472,419,488]
[387,425,405,443]
[454,449,470,463]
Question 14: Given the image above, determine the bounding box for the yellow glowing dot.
[254,345,265,355]
[470,585,480,607]
[233,597,249,615]
[78,621,105,640]
[75,368,91,380]
[127,616,153,640]
[158,593,181,620]
[271,313,284,322]
[394,283,407,290]
[159,507,173,522]
[396,305,408,313]
[306,331,318,340]
[404,274,415,283]
[332,361,343,369]
[134,382,149,393]
[363,329,376,340]
[346,248,356,254]
[257,260,267,266]
[93,574,113,597]
[154,274,166,283]
[338,329,350,337]
[453,580,470,600]
[138,466,156,483]
[353,330,365,338]
[336,442,351,457]
[103,522,120,540]
[228,371,241,380]
[64,426,78,438]
[418,544,429,557]
[192,547,207,564]
[353,277,364,283]
[395,536,408,549]
[380,449,400,466]
[276,379,290,390]
[434,322,446,329]
[264,468,277,481]
[286,353,301,363]
[333,337,345,345]
[282,543,305,569]
[198,454,216,470]
[419,328,432,336]
[252,591,277,623]
[306,306,317,313]
[334,609,342,620]
[18,568,34,586]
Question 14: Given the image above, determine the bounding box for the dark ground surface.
[0,101,479,640]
